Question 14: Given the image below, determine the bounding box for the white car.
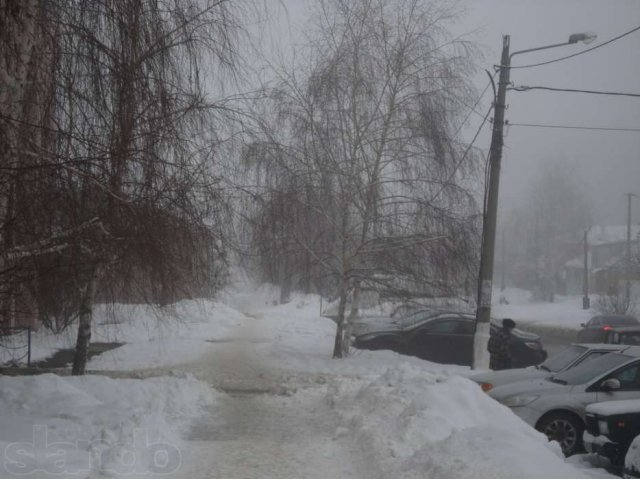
[470,343,629,392]
[488,346,640,456]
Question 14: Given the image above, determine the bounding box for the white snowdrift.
[328,363,585,478]
[0,373,218,478]
[0,281,616,478]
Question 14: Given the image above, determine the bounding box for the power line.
[451,75,495,140]
[429,103,494,204]
[428,73,496,204]
[506,122,640,132]
[506,24,640,69]
[511,85,640,98]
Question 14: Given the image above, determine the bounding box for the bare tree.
[1,0,247,373]
[245,0,480,358]
[596,284,637,316]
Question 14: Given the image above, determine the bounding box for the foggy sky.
[264,0,640,227]
[455,0,640,227]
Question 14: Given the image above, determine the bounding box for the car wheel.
[537,412,585,456]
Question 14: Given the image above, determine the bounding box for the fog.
[267,0,640,226]
[457,0,640,226]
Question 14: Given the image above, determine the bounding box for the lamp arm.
[510,41,572,59]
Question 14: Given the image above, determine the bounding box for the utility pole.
[500,229,506,292]
[473,36,510,369]
[583,228,590,309]
[472,32,596,369]
[625,193,637,306]
[499,228,509,305]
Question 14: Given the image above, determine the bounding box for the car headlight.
[501,395,539,407]
[598,420,609,435]
[524,342,542,350]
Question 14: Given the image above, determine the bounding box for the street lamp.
[473,32,597,370]
[569,32,598,45]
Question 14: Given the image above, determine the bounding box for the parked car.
[583,399,640,472]
[488,347,640,456]
[603,326,640,346]
[470,343,628,392]
[577,315,639,343]
[352,310,547,367]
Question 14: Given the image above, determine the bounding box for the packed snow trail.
[173,312,384,478]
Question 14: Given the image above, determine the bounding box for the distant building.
[562,225,640,295]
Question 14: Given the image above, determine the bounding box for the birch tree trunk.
[0,0,39,328]
[332,277,350,358]
[343,279,361,357]
[71,268,98,375]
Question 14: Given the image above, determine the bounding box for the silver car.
[488,346,640,456]
[470,343,629,392]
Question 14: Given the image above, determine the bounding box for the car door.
[407,317,474,365]
[579,316,604,343]
[595,361,640,402]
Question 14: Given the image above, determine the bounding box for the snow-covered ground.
[0,282,615,477]
[493,287,594,329]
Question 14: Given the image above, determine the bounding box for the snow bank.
[626,434,640,475]
[0,373,218,477]
[587,399,640,416]
[327,364,586,478]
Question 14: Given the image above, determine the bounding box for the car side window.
[422,320,459,334]
[453,320,475,335]
[608,363,640,390]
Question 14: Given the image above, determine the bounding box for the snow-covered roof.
[565,253,592,269]
[564,250,635,272]
[587,225,640,246]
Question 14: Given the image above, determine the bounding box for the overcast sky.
[260,0,640,226]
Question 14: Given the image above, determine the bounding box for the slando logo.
[4,425,182,476]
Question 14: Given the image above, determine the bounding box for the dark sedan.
[577,315,640,343]
[584,400,640,472]
[352,310,547,367]
[602,326,640,346]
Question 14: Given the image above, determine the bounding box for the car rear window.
[541,345,587,372]
[606,316,639,325]
[549,352,633,386]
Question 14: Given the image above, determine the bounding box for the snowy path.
[173,314,384,478]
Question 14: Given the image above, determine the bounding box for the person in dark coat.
[488,318,516,370]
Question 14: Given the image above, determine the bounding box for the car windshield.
[549,352,633,386]
[540,345,587,372]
